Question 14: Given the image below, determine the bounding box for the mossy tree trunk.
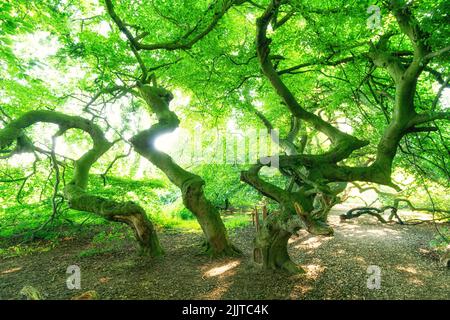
[104,0,241,257]
[130,83,239,256]
[239,0,450,272]
[241,165,334,273]
[253,215,304,274]
[65,185,163,256]
[0,110,163,257]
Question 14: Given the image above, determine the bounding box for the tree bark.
[254,214,305,274]
[130,83,239,256]
[0,110,163,257]
[241,164,334,273]
[65,185,163,256]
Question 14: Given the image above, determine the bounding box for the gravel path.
[0,210,448,300]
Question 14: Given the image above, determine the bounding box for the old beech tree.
[0,0,449,271]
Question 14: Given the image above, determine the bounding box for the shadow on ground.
[0,210,449,299]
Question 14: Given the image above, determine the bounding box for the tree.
[239,0,449,272]
[0,0,448,271]
[103,0,242,256]
[0,0,245,257]
[0,110,163,255]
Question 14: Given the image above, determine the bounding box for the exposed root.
[201,240,242,257]
[281,259,306,274]
[66,185,164,257]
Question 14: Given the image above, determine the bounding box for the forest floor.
[0,208,449,300]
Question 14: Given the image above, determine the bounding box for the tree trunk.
[131,83,239,257]
[65,184,163,257]
[241,164,335,273]
[254,217,305,274]
[183,178,239,256]
[0,110,164,257]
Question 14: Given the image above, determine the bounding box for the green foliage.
[0,241,57,259]
[78,227,126,258]
[0,0,448,244]
[197,164,261,208]
[430,227,450,251]
[222,213,250,229]
[178,208,195,220]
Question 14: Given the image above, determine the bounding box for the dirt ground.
[0,210,449,300]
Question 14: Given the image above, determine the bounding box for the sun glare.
[203,261,240,278]
[154,128,181,153]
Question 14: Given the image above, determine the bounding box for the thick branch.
[105,0,242,52]
[256,1,367,152]
[240,163,287,203]
[256,3,341,142]
[0,110,162,255]
[130,83,237,256]
[388,0,432,81]
[408,112,450,126]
